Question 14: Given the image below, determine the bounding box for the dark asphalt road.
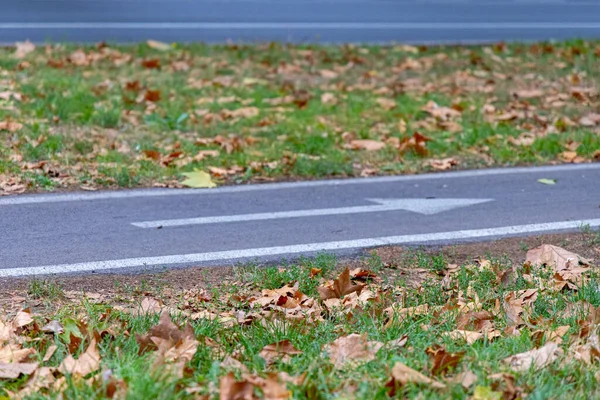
[1,164,600,276]
[3,0,600,43]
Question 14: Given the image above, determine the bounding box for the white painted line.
[1,164,599,206]
[2,22,600,30]
[2,218,599,277]
[132,198,493,228]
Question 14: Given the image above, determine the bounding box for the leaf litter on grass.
[2,41,600,194]
[1,242,600,398]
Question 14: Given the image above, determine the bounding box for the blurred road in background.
[2,0,600,44]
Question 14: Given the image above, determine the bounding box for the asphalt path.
[1,164,600,277]
[2,0,600,43]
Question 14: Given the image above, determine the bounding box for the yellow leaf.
[181,171,216,188]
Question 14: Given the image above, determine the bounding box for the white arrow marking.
[131,198,493,229]
[3,218,600,277]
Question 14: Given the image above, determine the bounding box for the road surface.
[3,0,600,43]
[1,164,600,277]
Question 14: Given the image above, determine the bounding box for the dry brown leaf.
[456,310,495,331]
[14,41,35,58]
[59,339,100,377]
[69,49,88,66]
[443,330,483,345]
[0,362,38,379]
[219,372,256,400]
[0,344,36,363]
[526,244,589,271]
[13,310,33,329]
[262,374,290,400]
[320,92,337,105]
[384,304,429,324]
[376,97,396,110]
[513,89,544,99]
[386,362,446,393]
[426,345,465,376]
[259,340,302,365]
[0,121,23,132]
[449,370,478,389]
[42,345,57,363]
[429,157,458,171]
[136,310,196,356]
[346,139,386,151]
[317,268,365,300]
[42,320,64,334]
[324,333,383,368]
[503,341,563,372]
[503,289,538,326]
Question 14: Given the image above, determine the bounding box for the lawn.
[1,40,600,194]
[2,230,600,399]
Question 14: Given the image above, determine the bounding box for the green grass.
[3,244,600,399]
[1,40,600,193]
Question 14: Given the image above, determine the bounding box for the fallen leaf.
[513,89,544,99]
[537,178,556,185]
[59,339,101,376]
[429,157,458,171]
[0,362,38,379]
[386,362,446,393]
[376,98,396,110]
[443,330,483,345]
[449,370,478,389]
[259,340,302,365]
[426,345,465,376]
[320,92,337,105]
[503,341,563,371]
[262,374,289,400]
[346,139,386,151]
[43,345,57,362]
[0,121,23,132]
[142,59,161,69]
[13,310,33,329]
[144,89,161,102]
[181,170,217,188]
[42,320,64,334]
[472,385,502,400]
[147,40,171,51]
[219,372,255,400]
[317,268,365,300]
[14,41,35,58]
[526,244,589,272]
[324,333,383,368]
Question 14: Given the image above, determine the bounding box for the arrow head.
[366,198,493,215]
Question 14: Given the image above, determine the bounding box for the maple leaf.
[59,339,101,377]
[0,121,23,132]
[376,97,396,110]
[259,340,302,365]
[14,41,35,59]
[503,341,563,371]
[345,139,386,151]
[324,333,383,368]
[141,59,161,69]
[386,362,446,395]
[181,170,217,188]
[426,345,465,376]
[317,268,365,300]
[526,244,589,272]
[0,362,38,379]
[219,372,255,400]
[428,157,459,171]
